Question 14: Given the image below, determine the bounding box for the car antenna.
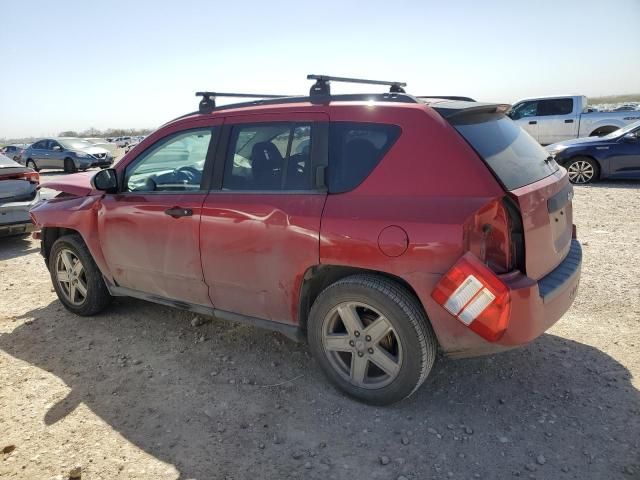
[195,92,291,114]
[306,74,407,97]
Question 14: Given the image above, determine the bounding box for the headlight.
[545,145,568,157]
[74,151,91,158]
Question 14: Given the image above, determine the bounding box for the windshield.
[59,138,94,150]
[602,120,640,139]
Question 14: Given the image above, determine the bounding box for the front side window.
[223,123,313,191]
[125,129,213,192]
[328,122,401,193]
[32,140,47,150]
[509,101,538,120]
[537,98,574,116]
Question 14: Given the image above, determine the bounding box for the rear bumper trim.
[538,240,582,303]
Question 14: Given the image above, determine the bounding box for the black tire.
[26,159,39,172]
[308,274,438,405]
[64,158,77,173]
[566,156,599,184]
[49,234,112,316]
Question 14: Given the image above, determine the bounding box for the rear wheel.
[49,234,112,316]
[308,275,438,405]
[26,159,39,172]
[566,156,599,184]
[64,158,77,173]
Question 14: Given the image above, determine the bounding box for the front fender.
[31,195,113,282]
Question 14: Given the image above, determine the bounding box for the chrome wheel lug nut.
[357,352,364,357]
[368,348,374,354]
[349,340,355,347]
[354,331,360,337]
[365,335,371,342]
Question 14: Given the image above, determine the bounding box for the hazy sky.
[2,0,639,138]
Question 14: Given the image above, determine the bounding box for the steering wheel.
[175,166,201,184]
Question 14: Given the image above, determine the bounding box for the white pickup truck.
[508,95,640,145]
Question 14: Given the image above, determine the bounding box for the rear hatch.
[436,103,573,280]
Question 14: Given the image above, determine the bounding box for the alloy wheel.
[55,248,88,306]
[321,301,403,389]
[567,160,595,184]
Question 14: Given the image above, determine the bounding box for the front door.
[609,129,640,178]
[510,101,539,142]
[97,124,220,306]
[200,113,328,324]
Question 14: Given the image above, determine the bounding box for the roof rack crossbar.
[195,92,291,113]
[307,74,407,96]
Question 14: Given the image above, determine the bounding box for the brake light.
[463,198,512,273]
[432,252,511,341]
[0,171,40,184]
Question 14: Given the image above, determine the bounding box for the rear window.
[454,115,558,190]
[328,122,401,193]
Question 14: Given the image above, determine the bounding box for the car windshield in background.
[59,139,93,150]
[602,120,640,139]
[454,115,558,190]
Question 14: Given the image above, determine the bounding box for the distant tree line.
[58,127,154,138]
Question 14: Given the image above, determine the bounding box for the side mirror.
[92,168,118,193]
[623,133,638,143]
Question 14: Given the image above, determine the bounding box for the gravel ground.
[0,180,639,480]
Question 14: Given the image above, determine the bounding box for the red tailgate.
[509,168,574,280]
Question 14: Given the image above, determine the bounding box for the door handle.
[164,207,193,218]
[528,121,537,125]
[564,119,574,123]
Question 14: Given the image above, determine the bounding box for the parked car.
[84,137,118,156]
[508,95,640,145]
[30,77,581,404]
[21,137,113,173]
[112,136,133,148]
[124,136,145,153]
[546,120,640,184]
[1,144,29,162]
[0,153,40,236]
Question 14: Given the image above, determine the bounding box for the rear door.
[200,112,328,324]
[536,98,579,145]
[29,140,49,167]
[453,114,572,280]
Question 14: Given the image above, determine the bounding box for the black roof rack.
[195,92,291,113]
[307,74,407,96]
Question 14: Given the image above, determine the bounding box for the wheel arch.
[298,264,434,336]
[42,227,84,267]
[589,124,621,137]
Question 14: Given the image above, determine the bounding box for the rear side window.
[328,122,401,193]
[537,98,573,116]
[454,115,559,190]
[223,123,313,191]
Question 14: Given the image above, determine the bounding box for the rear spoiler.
[432,101,512,123]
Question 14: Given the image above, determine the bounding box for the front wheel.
[49,234,112,316]
[308,275,438,405]
[566,156,599,184]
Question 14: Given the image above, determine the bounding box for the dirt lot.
[0,181,639,480]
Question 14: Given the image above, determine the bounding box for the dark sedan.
[546,121,640,184]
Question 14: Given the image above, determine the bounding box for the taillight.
[432,252,511,341]
[0,171,40,184]
[463,198,512,273]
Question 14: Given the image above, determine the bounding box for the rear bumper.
[433,240,582,358]
[497,239,581,346]
[0,192,40,237]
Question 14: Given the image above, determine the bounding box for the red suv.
[30,76,582,405]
